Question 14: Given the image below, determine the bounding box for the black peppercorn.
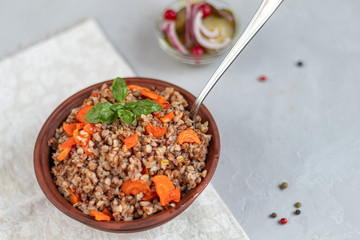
[279,182,288,190]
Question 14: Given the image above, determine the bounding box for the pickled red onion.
[199,24,220,38]
[165,21,189,54]
[190,2,203,46]
[185,0,192,48]
[192,11,231,50]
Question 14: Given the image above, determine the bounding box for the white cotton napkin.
[0,18,249,240]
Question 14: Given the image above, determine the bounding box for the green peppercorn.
[270,212,277,218]
[294,202,302,208]
[279,182,288,190]
[294,209,301,215]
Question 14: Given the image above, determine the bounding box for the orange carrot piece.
[153,112,161,118]
[73,129,90,146]
[145,123,167,139]
[83,123,97,134]
[165,187,181,204]
[59,137,76,150]
[82,145,94,156]
[121,179,151,196]
[76,105,93,123]
[89,210,111,221]
[153,95,170,109]
[76,123,85,129]
[152,175,180,206]
[123,132,138,149]
[57,147,71,161]
[102,207,112,217]
[160,112,175,123]
[91,92,98,97]
[177,129,201,145]
[69,192,81,205]
[152,175,174,192]
[142,190,158,201]
[128,85,150,91]
[63,122,86,136]
[63,123,77,136]
[140,89,158,100]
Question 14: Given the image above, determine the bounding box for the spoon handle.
[190,0,283,120]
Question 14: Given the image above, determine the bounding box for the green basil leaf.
[124,102,138,110]
[112,77,127,104]
[110,103,124,112]
[132,99,163,116]
[85,103,104,123]
[117,109,136,125]
[85,102,117,124]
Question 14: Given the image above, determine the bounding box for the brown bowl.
[34,77,220,233]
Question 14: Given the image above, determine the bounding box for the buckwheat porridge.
[49,78,211,221]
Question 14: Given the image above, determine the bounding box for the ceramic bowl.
[34,77,220,233]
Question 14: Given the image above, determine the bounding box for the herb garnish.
[85,77,163,125]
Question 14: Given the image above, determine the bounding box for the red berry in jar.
[164,9,177,20]
[192,46,205,55]
[200,4,212,18]
[279,218,287,224]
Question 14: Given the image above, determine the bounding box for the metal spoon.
[190,0,284,121]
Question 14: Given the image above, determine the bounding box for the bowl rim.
[33,77,220,233]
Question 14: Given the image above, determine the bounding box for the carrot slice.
[128,85,150,91]
[167,187,181,203]
[69,192,81,205]
[76,105,93,123]
[89,210,111,221]
[59,137,76,150]
[57,147,71,161]
[123,132,138,149]
[73,129,90,146]
[152,175,180,206]
[83,123,97,134]
[140,89,158,100]
[160,112,175,123]
[121,179,151,196]
[63,123,77,136]
[142,190,158,201]
[153,112,161,119]
[91,92,98,97]
[177,129,201,145]
[146,123,167,139]
[153,95,170,109]
[76,123,85,129]
[82,145,94,156]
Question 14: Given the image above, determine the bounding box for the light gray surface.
[1,0,360,239]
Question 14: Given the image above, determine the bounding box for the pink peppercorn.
[259,75,267,82]
[279,218,287,224]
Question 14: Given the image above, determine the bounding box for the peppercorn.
[294,209,301,215]
[279,182,288,190]
[258,75,267,82]
[296,61,303,67]
[279,218,287,224]
[270,212,277,218]
[294,202,302,208]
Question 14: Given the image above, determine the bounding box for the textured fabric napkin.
[0,19,249,240]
